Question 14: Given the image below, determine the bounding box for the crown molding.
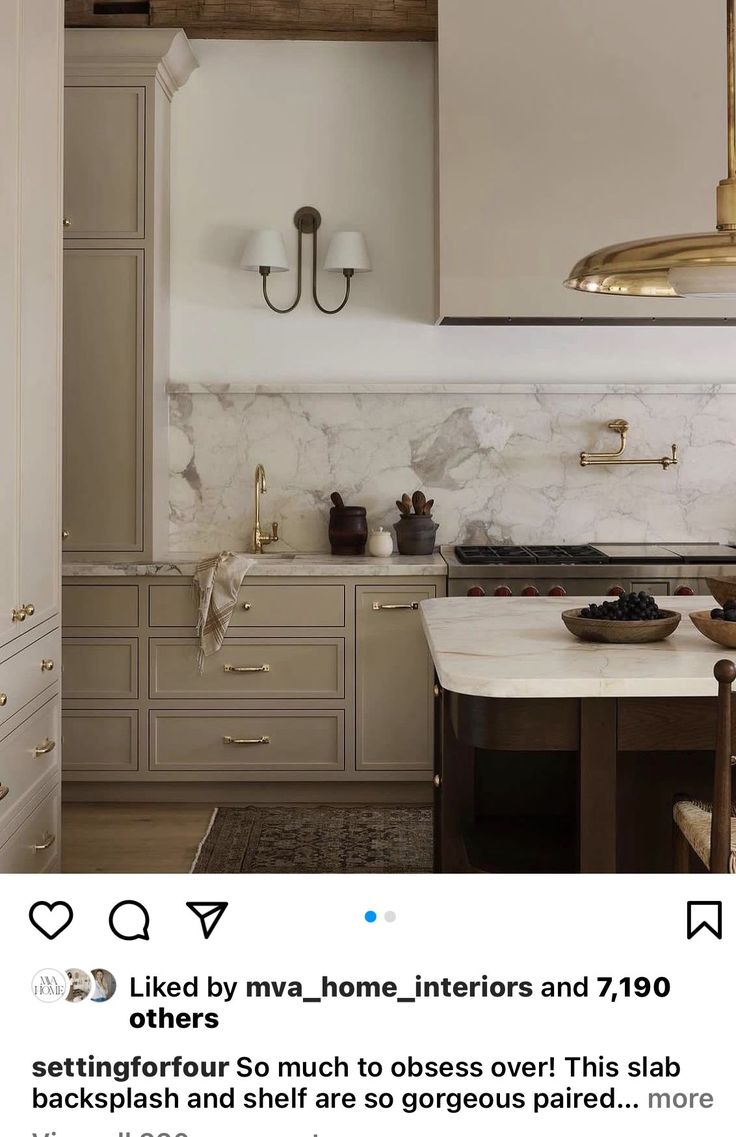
[65,28,198,98]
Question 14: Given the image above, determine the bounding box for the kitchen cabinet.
[64,86,145,239]
[0,0,63,874]
[63,249,144,552]
[63,30,197,562]
[356,587,435,772]
[61,573,444,797]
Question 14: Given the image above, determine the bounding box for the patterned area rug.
[191,805,433,873]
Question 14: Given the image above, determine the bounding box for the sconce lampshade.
[324,230,371,273]
[240,229,289,272]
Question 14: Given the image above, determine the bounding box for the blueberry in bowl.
[562,592,681,643]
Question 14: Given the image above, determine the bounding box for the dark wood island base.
[434,687,728,873]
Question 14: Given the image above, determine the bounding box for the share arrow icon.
[186,901,229,940]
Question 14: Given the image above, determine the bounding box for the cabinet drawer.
[63,639,138,698]
[62,710,138,772]
[0,629,60,730]
[150,639,344,699]
[0,696,60,830]
[149,583,345,629]
[0,783,60,873]
[151,710,344,772]
[62,584,139,628]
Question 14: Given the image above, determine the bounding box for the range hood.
[436,0,735,325]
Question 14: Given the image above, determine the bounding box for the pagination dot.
[384,911,397,923]
[364,910,377,923]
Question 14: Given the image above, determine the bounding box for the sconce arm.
[261,228,304,313]
[311,228,354,314]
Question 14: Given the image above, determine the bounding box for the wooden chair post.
[711,659,736,873]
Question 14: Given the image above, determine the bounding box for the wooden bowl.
[706,576,736,607]
[689,609,736,648]
[561,608,681,644]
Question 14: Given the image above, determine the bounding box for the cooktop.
[453,543,736,566]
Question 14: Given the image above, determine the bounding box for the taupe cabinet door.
[63,249,143,552]
[64,86,145,239]
[356,588,435,771]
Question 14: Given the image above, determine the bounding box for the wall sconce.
[240,206,371,315]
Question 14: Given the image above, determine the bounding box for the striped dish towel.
[193,552,256,672]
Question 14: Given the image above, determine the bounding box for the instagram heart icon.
[29,901,74,940]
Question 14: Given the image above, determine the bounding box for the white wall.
[169,36,736,385]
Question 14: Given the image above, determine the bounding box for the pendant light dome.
[565,0,736,299]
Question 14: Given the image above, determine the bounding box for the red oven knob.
[548,585,567,597]
[521,585,540,596]
[493,585,512,597]
[607,586,625,597]
[674,586,694,596]
[466,586,485,597]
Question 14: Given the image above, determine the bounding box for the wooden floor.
[61,803,214,873]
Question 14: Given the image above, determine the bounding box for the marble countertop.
[62,552,448,578]
[421,595,730,699]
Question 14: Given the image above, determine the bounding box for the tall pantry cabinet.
[0,0,63,872]
[62,30,197,561]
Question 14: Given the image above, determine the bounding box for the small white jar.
[368,527,394,557]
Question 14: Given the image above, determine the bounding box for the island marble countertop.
[420,596,727,699]
[63,552,448,578]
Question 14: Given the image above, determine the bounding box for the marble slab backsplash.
[168,390,736,553]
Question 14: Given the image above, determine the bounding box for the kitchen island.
[421,596,732,874]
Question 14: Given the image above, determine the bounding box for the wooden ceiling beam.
[65,1,438,40]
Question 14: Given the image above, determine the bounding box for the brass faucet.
[253,464,279,553]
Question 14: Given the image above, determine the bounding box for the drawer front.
[151,710,344,772]
[0,696,60,828]
[149,583,345,629]
[150,639,344,699]
[63,639,138,699]
[62,584,139,628]
[0,784,60,873]
[62,710,138,772]
[0,629,60,730]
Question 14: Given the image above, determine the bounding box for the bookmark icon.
[186,901,229,940]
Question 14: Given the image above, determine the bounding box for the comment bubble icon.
[109,900,150,941]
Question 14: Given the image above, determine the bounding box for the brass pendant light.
[564,0,736,299]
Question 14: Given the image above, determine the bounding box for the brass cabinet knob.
[61,529,70,540]
[0,694,7,707]
[11,608,26,623]
[33,738,56,757]
[40,659,54,672]
[23,603,35,617]
[223,735,271,745]
[63,217,71,228]
[433,683,440,698]
[433,773,442,788]
[0,784,9,802]
[242,602,252,611]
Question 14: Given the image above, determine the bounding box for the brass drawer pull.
[223,735,271,746]
[33,832,56,852]
[433,773,442,788]
[12,608,26,623]
[61,529,70,540]
[0,694,7,707]
[41,659,54,672]
[33,739,56,758]
[223,663,270,673]
[0,784,9,802]
[63,217,71,228]
[372,602,419,611]
[242,602,252,611]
